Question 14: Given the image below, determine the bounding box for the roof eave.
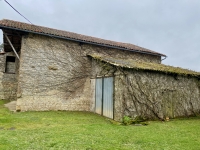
[88,54,200,78]
[0,25,166,57]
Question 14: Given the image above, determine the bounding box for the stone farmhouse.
[0,19,199,121]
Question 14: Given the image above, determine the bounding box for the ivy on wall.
[92,57,200,121]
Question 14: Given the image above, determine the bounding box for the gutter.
[161,55,167,61]
[0,26,167,59]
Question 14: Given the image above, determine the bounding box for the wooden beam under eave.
[4,32,20,60]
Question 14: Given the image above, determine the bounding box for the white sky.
[0,0,200,71]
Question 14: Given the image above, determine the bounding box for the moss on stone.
[88,54,200,78]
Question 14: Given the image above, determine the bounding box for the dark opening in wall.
[5,56,16,73]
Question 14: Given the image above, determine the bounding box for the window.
[5,56,16,73]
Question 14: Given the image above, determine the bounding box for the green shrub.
[122,116,132,125]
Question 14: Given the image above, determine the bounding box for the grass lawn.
[0,100,200,150]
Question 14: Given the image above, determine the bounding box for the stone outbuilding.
[0,19,199,121]
[89,54,200,120]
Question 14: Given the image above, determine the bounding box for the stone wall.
[17,34,90,111]
[0,54,5,72]
[0,52,19,100]
[92,59,200,121]
[16,33,160,111]
[82,44,161,64]
[0,54,5,99]
[117,70,200,120]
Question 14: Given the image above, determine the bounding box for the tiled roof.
[89,54,200,78]
[0,19,166,57]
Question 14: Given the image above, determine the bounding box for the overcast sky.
[0,0,200,71]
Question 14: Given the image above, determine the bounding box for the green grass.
[0,100,200,150]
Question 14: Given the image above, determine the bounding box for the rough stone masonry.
[14,33,160,112]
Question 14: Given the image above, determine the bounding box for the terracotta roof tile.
[0,19,166,56]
